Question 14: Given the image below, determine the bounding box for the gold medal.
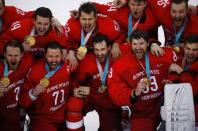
[98,85,106,93]
[173,46,180,53]
[77,46,87,54]
[40,77,49,87]
[142,77,151,87]
[25,36,36,46]
[0,76,10,87]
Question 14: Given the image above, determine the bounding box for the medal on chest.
[138,51,151,87]
[25,36,36,46]
[96,56,109,93]
[40,63,61,88]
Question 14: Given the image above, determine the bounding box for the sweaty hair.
[130,29,149,42]
[34,7,53,20]
[4,40,24,53]
[186,34,198,44]
[78,2,97,17]
[172,0,188,9]
[129,0,146,3]
[93,33,111,47]
[45,41,62,53]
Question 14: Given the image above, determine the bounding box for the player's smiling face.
[34,15,51,36]
[128,0,146,20]
[46,48,62,71]
[184,43,198,64]
[171,2,188,28]
[79,11,96,33]
[131,38,148,59]
[94,40,110,63]
[4,46,23,70]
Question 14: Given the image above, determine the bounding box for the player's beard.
[8,60,18,70]
[174,17,184,28]
[134,49,145,59]
[97,55,106,63]
[48,62,59,71]
[186,54,197,64]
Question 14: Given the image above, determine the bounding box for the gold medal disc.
[98,85,106,93]
[25,36,36,46]
[77,46,87,54]
[40,78,49,87]
[0,76,10,87]
[142,77,151,87]
[173,46,180,53]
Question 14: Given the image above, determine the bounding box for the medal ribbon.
[44,63,61,79]
[174,18,188,45]
[81,26,95,47]
[128,14,140,39]
[96,56,109,86]
[137,51,151,79]
[3,62,9,77]
[145,51,151,79]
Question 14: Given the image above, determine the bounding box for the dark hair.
[172,0,188,9]
[34,7,53,20]
[93,33,111,47]
[79,2,97,17]
[45,41,62,53]
[129,0,146,3]
[130,29,149,42]
[186,34,198,44]
[1,0,5,7]
[4,40,24,53]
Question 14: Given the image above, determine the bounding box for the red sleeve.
[98,16,124,44]
[51,27,70,49]
[0,26,16,55]
[64,18,80,49]
[94,2,118,18]
[179,72,198,96]
[19,68,36,107]
[107,60,133,106]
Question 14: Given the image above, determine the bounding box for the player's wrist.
[29,89,38,100]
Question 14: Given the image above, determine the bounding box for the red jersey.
[0,18,69,56]
[108,47,177,118]
[64,15,124,50]
[73,53,119,109]
[0,53,33,109]
[94,2,158,34]
[20,60,74,123]
[1,6,33,35]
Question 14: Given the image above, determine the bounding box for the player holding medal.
[73,34,123,131]
[108,30,178,131]
[0,40,33,131]
[20,41,76,130]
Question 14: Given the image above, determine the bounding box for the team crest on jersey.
[157,0,170,8]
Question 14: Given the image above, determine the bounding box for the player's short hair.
[45,41,62,53]
[172,0,188,9]
[130,29,149,42]
[34,7,53,20]
[129,0,146,3]
[79,2,97,17]
[93,33,111,47]
[4,40,24,53]
[186,34,198,45]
